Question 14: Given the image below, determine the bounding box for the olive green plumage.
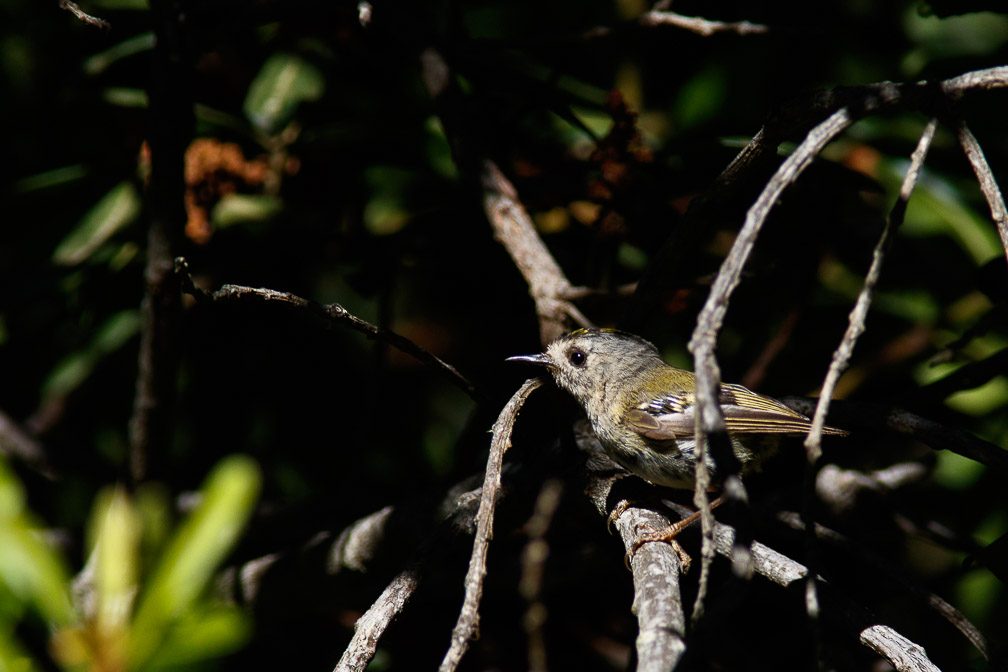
[509,328,845,488]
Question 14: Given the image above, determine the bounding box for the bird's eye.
[568,349,586,367]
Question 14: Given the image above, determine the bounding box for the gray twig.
[58,0,110,30]
[777,510,990,661]
[519,479,565,672]
[129,0,193,483]
[439,377,543,672]
[953,120,1008,263]
[639,11,768,36]
[174,258,482,404]
[482,161,593,345]
[334,566,422,672]
[0,409,58,480]
[687,105,855,629]
[805,118,937,457]
[664,503,941,672]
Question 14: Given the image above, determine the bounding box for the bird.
[508,328,846,567]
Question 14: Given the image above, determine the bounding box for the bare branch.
[664,503,942,671]
[519,479,564,672]
[685,105,854,628]
[940,66,1008,94]
[334,566,422,672]
[954,121,1008,263]
[482,161,592,344]
[0,409,58,480]
[777,510,991,661]
[174,258,483,404]
[130,0,193,482]
[806,113,933,658]
[805,118,937,456]
[783,398,1008,476]
[627,66,1008,330]
[638,11,768,36]
[439,377,543,672]
[58,0,110,30]
[860,627,942,672]
[576,421,687,671]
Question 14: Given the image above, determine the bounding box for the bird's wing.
[623,383,846,441]
[718,383,846,435]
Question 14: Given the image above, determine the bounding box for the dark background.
[2,0,1007,669]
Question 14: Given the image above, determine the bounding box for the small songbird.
[508,328,845,488]
[508,328,845,565]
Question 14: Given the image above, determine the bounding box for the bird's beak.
[506,353,554,368]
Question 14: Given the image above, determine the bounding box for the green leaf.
[130,456,261,668]
[12,165,88,193]
[0,624,36,672]
[210,194,283,228]
[146,607,251,670]
[42,310,142,402]
[243,53,324,133]
[52,182,141,266]
[83,33,154,75]
[89,488,141,631]
[102,88,149,109]
[0,460,74,627]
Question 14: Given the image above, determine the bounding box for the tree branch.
[663,503,942,672]
[174,258,483,404]
[482,161,592,345]
[439,377,543,672]
[58,0,110,30]
[577,421,687,671]
[129,0,194,483]
[638,11,768,36]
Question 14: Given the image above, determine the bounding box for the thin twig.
[519,479,564,672]
[783,398,1008,476]
[129,1,193,483]
[953,120,1008,263]
[687,105,855,628]
[626,66,1008,331]
[638,11,769,36]
[860,627,941,672]
[0,409,58,480]
[777,510,991,661]
[174,258,483,404]
[798,119,938,650]
[805,118,937,456]
[58,0,110,30]
[664,503,941,672]
[439,377,542,672]
[332,475,491,671]
[482,161,592,345]
[334,566,423,672]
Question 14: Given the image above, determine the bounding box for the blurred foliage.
[0,455,259,671]
[1,0,1007,669]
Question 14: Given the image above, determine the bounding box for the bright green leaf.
[146,607,251,670]
[0,624,36,672]
[243,53,324,132]
[42,310,141,402]
[90,488,140,631]
[0,460,74,627]
[52,182,141,266]
[83,32,154,75]
[130,456,261,668]
[102,87,149,109]
[210,194,283,228]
